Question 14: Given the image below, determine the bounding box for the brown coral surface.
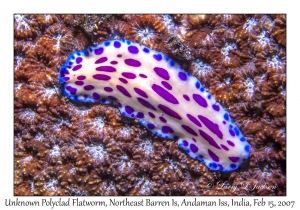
[14,14,286,196]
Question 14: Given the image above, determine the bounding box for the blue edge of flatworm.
[59,39,250,172]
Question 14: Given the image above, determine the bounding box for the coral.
[163,36,194,61]
[121,14,166,49]
[107,20,131,40]
[14,14,40,40]
[187,15,208,27]
[71,14,115,45]
[14,14,286,196]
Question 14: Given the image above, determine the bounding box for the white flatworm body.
[59,39,250,172]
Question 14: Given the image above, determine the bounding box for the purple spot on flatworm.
[93,92,100,100]
[137,97,156,110]
[147,123,155,129]
[221,144,229,151]
[128,46,139,54]
[104,87,113,92]
[187,114,202,127]
[227,140,235,147]
[95,57,108,64]
[178,72,187,81]
[229,128,235,137]
[192,138,197,142]
[114,41,121,48]
[229,156,240,163]
[199,129,221,149]
[143,48,149,53]
[153,67,170,80]
[212,104,220,111]
[193,94,208,107]
[84,85,94,91]
[76,57,82,64]
[223,121,226,124]
[66,86,77,95]
[72,65,82,71]
[93,74,111,81]
[134,87,148,98]
[70,89,77,95]
[124,59,141,67]
[125,106,134,114]
[96,66,116,72]
[183,95,190,101]
[139,74,147,78]
[119,78,128,84]
[183,140,188,147]
[64,69,70,74]
[63,77,70,81]
[158,104,182,120]
[181,124,198,136]
[190,144,198,153]
[198,115,223,139]
[234,127,240,136]
[122,72,136,79]
[159,117,167,123]
[95,47,104,55]
[162,125,174,134]
[77,75,86,80]
[152,84,179,104]
[117,54,122,57]
[116,85,131,97]
[161,81,172,90]
[75,81,84,85]
[136,112,144,118]
[110,61,118,65]
[153,54,162,61]
[208,149,219,162]
[148,112,155,118]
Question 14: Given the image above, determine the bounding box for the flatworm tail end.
[177,138,250,172]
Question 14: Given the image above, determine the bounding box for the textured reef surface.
[14,14,286,196]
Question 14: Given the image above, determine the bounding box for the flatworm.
[59,39,250,172]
